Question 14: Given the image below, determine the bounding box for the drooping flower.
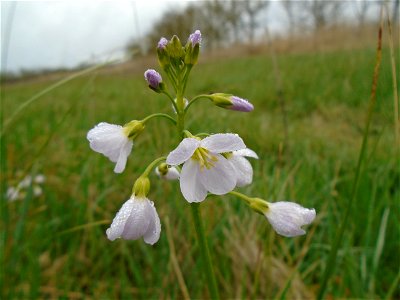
[264,201,316,237]
[155,163,180,180]
[166,133,246,202]
[87,122,135,173]
[106,196,161,245]
[144,69,163,90]
[188,30,202,46]
[228,148,259,187]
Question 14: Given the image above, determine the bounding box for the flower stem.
[141,156,167,177]
[175,88,219,298]
[185,94,211,113]
[190,203,220,300]
[142,113,177,125]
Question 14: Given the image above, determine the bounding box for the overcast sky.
[1,1,189,73]
[1,1,382,74]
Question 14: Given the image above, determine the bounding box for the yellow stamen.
[192,147,218,170]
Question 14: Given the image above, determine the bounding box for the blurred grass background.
[1,24,399,299]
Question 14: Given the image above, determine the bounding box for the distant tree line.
[127,0,392,56]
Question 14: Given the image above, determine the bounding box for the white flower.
[265,201,316,237]
[6,187,19,202]
[18,176,32,188]
[155,165,180,180]
[166,133,246,203]
[34,174,46,184]
[228,148,258,187]
[87,122,133,173]
[106,196,161,245]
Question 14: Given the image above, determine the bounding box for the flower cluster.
[86,30,316,245]
[7,174,45,202]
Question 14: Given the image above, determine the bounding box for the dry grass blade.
[165,216,190,300]
[384,3,399,147]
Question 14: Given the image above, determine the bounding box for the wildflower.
[167,133,246,202]
[144,69,163,91]
[228,148,258,187]
[155,163,180,180]
[87,122,145,173]
[106,196,161,245]
[264,201,316,237]
[188,30,202,46]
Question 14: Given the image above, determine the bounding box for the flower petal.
[165,167,180,180]
[233,148,259,159]
[166,138,200,166]
[180,159,208,202]
[120,199,151,240]
[229,155,253,187]
[87,122,129,162]
[265,201,316,237]
[106,198,135,241]
[143,200,161,245]
[200,133,246,153]
[114,140,133,173]
[199,154,236,195]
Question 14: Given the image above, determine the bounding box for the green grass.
[2,45,398,299]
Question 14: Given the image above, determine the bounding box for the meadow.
[1,28,399,299]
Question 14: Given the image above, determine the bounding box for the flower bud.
[144,69,165,93]
[209,93,254,112]
[185,30,201,65]
[188,30,202,46]
[123,120,145,139]
[155,163,180,180]
[157,37,168,50]
[157,37,170,69]
[167,35,185,60]
[132,176,150,198]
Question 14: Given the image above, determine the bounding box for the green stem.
[228,191,252,204]
[141,156,167,177]
[190,203,220,300]
[185,94,211,113]
[142,113,177,125]
[162,91,179,114]
[175,83,219,298]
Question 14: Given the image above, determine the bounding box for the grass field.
[1,29,399,299]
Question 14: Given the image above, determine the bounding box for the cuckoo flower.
[265,201,316,237]
[106,196,161,245]
[87,121,143,173]
[228,148,259,187]
[167,133,246,202]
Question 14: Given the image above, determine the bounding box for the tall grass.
[1,31,398,298]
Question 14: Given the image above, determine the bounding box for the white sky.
[1,1,187,73]
[1,1,382,74]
